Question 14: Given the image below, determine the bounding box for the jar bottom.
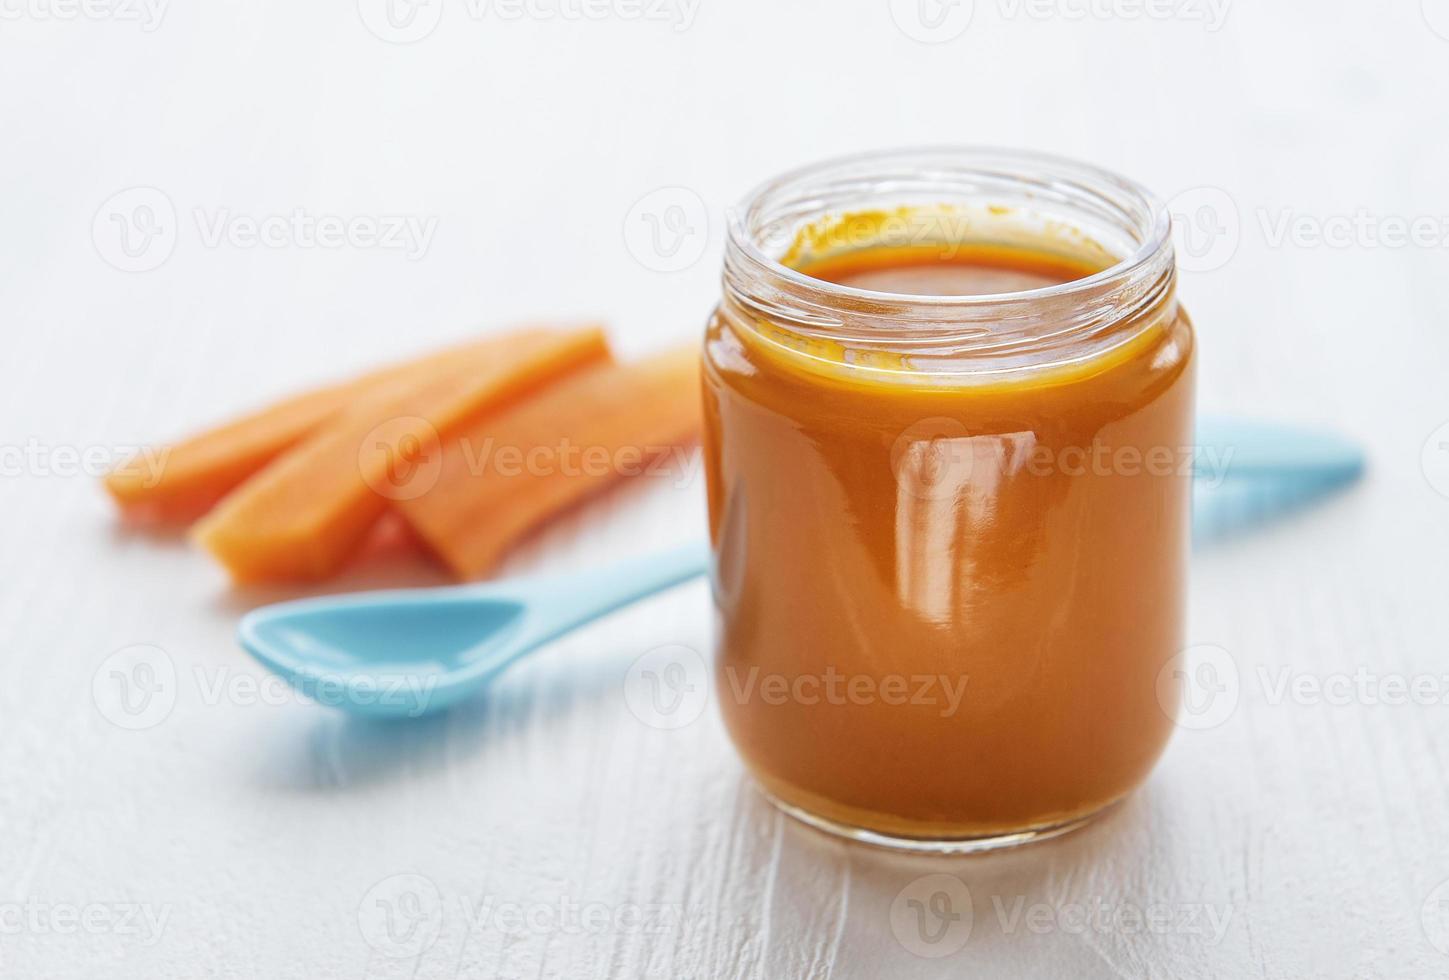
[754,776,1127,855]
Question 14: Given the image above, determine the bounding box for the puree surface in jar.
[702,236,1195,842]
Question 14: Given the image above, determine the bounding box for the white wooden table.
[4,2,1449,975]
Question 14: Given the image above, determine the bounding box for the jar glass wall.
[701,148,1195,852]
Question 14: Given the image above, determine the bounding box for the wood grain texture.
[3,1,1449,976]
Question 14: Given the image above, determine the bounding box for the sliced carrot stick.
[394,346,701,579]
[193,327,611,583]
[103,335,546,522]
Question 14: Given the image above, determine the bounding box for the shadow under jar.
[701,148,1195,852]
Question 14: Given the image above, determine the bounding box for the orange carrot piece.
[103,335,546,522]
[394,346,701,579]
[193,327,610,583]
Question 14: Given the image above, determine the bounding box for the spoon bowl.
[239,544,710,718]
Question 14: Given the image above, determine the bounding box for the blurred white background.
[3,0,1449,976]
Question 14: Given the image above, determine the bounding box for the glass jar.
[700,148,1195,852]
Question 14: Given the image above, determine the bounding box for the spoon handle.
[1194,416,1364,482]
[512,540,711,649]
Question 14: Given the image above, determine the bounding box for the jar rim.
[725,145,1174,310]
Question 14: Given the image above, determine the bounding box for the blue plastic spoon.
[238,417,1363,718]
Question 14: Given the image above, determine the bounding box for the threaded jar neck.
[721,147,1177,376]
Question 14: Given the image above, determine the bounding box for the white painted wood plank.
[2,2,1448,976]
